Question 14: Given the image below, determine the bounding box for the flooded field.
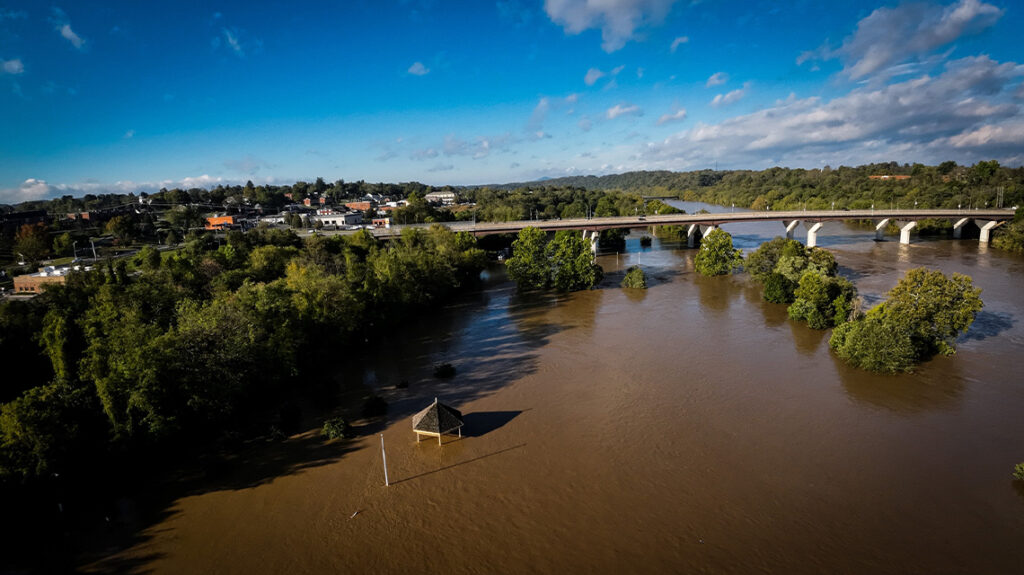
[88,206,1024,574]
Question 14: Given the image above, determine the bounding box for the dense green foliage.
[992,207,1024,253]
[747,238,856,329]
[621,265,647,289]
[787,272,856,329]
[0,225,487,479]
[322,417,352,440]
[505,228,603,292]
[830,268,983,372]
[490,162,1023,213]
[694,229,742,276]
[1014,463,1024,481]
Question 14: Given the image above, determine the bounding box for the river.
[87,201,1024,574]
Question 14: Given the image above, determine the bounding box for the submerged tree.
[830,268,983,373]
[694,228,742,276]
[621,265,647,289]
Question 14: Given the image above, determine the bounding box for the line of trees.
[694,228,982,372]
[0,225,487,480]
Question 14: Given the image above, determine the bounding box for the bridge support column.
[805,222,823,248]
[687,224,699,248]
[952,218,970,239]
[784,220,801,240]
[976,220,999,244]
[702,224,718,237]
[582,230,599,255]
[899,221,917,245]
[875,218,890,241]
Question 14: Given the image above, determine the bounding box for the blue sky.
[1,0,1022,202]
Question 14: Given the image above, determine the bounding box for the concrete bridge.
[369,208,1015,251]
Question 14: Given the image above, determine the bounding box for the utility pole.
[380,434,390,487]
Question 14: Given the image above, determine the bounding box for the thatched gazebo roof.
[412,398,464,444]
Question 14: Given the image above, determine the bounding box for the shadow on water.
[462,410,526,437]
[836,354,965,414]
[1013,481,1024,503]
[694,274,740,314]
[959,310,1015,342]
[789,321,829,356]
[392,443,527,485]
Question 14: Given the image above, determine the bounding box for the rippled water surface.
[91,203,1024,574]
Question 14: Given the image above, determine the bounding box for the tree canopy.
[694,229,742,276]
[830,268,983,372]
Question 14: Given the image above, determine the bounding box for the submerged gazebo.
[412,398,464,445]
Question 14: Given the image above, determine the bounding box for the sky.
[1,0,1023,202]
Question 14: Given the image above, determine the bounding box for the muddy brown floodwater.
[87,203,1024,574]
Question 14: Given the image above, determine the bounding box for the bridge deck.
[366,209,1014,239]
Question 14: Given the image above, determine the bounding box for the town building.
[12,265,91,295]
[424,191,457,205]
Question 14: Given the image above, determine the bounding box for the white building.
[424,191,457,205]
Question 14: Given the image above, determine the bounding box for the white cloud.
[670,36,688,53]
[706,72,728,87]
[408,61,430,76]
[711,84,748,107]
[60,24,85,50]
[529,97,551,132]
[50,9,88,51]
[1,59,23,75]
[611,65,625,76]
[657,107,687,125]
[565,93,579,104]
[428,163,454,172]
[800,0,1003,81]
[545,0,678,52]
[411,148,439,160]
[224,29,243,56]
[607,103,643,119]
[123,129,135,139]
[0,179,53,203]
[641,55,1024,169]
[584,67,605,86]
[578,117,593,132]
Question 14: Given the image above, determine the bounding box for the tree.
[874,268,983,357]
[105,215,138,245]
[52,232,74,257]
[14,223,50,262]
[829,268,983,372]
[506,227,550,290]
[548,230,602,291]
[621,265,647,289]
[787,271,856,329]
[134,245,162,272]
[694,229,742,276]
[829,315,917,373]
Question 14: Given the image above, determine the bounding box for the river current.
[90,201,1024,574]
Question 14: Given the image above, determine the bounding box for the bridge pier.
[687,224,699,248]
[899,221,917,245]
[805,222,823,248]
[875,218,890,241]
[784,220,800,240]
[976,220,1000,244]
[582,229,599,255]
[952,217,970,239]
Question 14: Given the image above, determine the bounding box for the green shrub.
[322,417,352,439]
[1013,463,1024,481]
[621,265,647,289]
